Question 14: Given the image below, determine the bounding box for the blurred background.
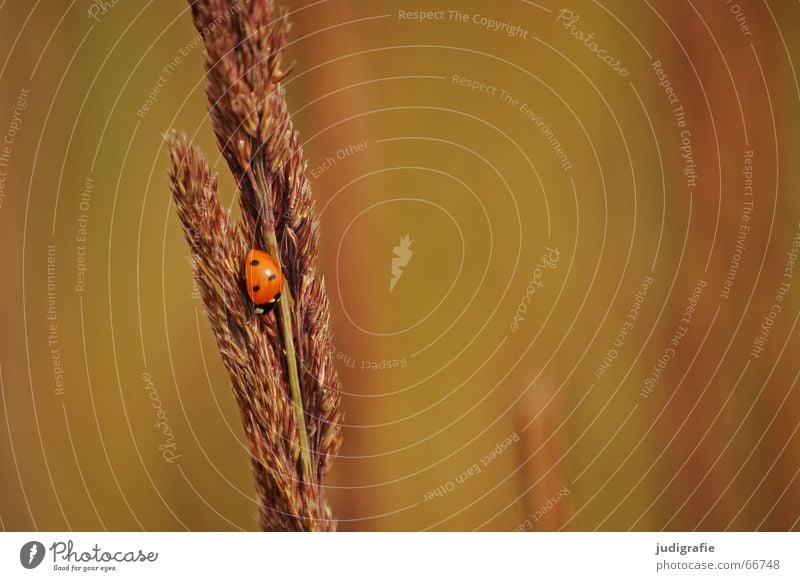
[1,0,799,531]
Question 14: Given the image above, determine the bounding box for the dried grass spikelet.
[166,0,342,531]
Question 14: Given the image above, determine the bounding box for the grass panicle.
[166,0,342,532]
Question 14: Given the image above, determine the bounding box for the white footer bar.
[1,532,797,580]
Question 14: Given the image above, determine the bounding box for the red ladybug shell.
[244,249,283,314]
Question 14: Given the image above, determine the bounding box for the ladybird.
[244,249,283,315]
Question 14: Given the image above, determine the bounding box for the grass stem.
[265,229,313,484]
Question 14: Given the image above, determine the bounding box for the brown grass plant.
[166,0,342,531]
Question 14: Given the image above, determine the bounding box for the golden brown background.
[1,0,799,531]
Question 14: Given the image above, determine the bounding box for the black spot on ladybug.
[250,260,260,266]
[253,285,260,292]
[267,273,277,281]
